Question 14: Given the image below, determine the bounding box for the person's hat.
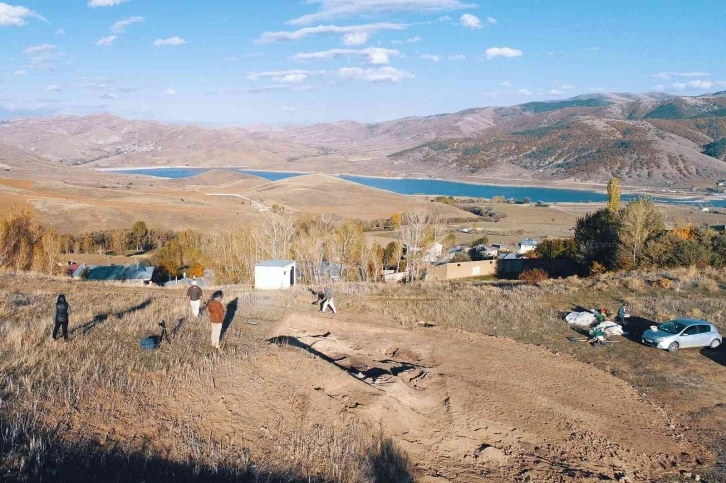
[191,280,197,286]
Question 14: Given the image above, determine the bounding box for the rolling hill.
[2,92,726,186]
[243,174,475,219]
[389,93,726,184]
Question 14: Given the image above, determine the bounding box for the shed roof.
[255,260,296,268]
[74,264,154,281]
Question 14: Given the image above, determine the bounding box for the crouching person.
[206,291,225,351]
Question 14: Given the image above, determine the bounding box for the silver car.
[642,319,722,353]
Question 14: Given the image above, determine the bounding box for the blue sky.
[1,0,724,125]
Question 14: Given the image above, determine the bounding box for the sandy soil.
[170,311,693,482]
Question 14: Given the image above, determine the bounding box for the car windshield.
[659,321,687,334]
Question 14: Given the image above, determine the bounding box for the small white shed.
[254,260,296,290]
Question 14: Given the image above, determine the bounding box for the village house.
[72,263,155,285]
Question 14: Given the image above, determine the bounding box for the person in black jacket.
[53,294,71,341]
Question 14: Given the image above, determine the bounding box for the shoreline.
[96,166,725,204]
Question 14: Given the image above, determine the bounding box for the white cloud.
[460,14,495,29]
[224,56,238,62]
[247,70,326,83]
[548,89,566,96]
[288,0,475,25]
[258,22,406,44]
[238,85,288,94]
[438,15,452,22]
[46,84,61,92]
[448,54,466,60]
[111,16,144,33]
[0,2,45,26]
[343,31,369,46]
[281,106,297,112]
[500,81,511,86]
[164,89,177,95]
[243,52,263,58]
[88,0,129,7]
[548,50,564,56]
[406,36,422,43]
[673,80,714,91]
[338,66,414,83]
[652,71,708,80]
[100,92,118,99]
[560,84,575,89]
[652,84,667,92]
[460,13,481,29]
[153,37,186,47]
[13,69,27,75]
[23,44,56,54]
[582,47,600,51]
[516,88,531,95]
[95,35,117,46]
[420,54,440,62]
[293,47,401,65]
[485,47,523,60]
[55,29,65,35]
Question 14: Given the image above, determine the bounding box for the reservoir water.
[112,168,725,206]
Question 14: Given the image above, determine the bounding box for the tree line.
[534,178,726,272]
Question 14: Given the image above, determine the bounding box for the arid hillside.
[243,174,474,219]
[390,94,726,185]
[2,269,725,482]
[2,92,726,186]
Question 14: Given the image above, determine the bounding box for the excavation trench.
[263,312,694,481]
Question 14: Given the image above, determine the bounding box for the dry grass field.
[0,172,476,234]
[2,268,724,482]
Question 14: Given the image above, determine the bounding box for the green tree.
[618,198,665,269]
[607,178,621,212]
[534,238,578,259]
[471,236,489,246]
[110,230,129,255]
[574,208,621,270]
[131,221,149,251]
[383,241,402,270]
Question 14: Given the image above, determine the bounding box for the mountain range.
[1,91,725,186]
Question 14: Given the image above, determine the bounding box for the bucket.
[140,336,159,350]
[649,325,658,332]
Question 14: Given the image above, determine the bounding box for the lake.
[112,167,725,206]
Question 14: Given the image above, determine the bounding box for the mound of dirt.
[257,313,690,481]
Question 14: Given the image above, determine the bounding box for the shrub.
[451,251,471,263]
[471,236,489,246]
[518,268,548,285]
[698,278,720,292]
[187,262,205,278]
[651,278,672,289]
[589,261,609,275]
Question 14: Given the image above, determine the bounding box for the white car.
[642,319,722,353]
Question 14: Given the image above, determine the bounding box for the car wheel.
[667,342,679,353]
[710,339,722,349]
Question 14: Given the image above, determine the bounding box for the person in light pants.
[206,291,225,350]
[186,280,203,317]
[321,285,337,314]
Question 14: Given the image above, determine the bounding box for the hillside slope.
[390,94,726,184]
[2,92,725,186]
[244,174,474,219]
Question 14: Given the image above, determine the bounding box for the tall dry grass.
[0,275,410,482]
